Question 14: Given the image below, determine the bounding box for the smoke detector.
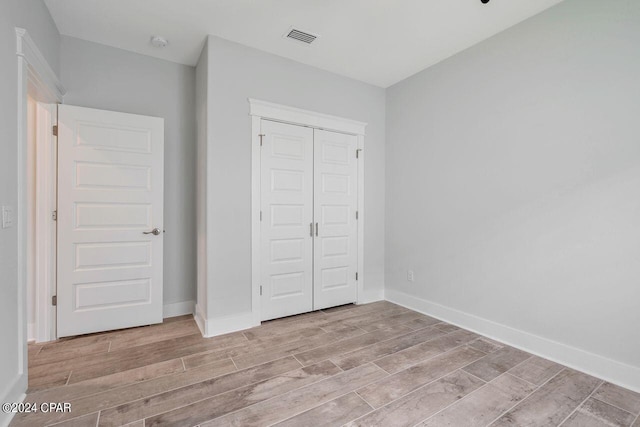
[150,36,169,48]
[283,27,319,45]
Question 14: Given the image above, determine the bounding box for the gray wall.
[204,35,386,319]
[60,36,197,306]
[386,0,640,375]
[0,0,60,421]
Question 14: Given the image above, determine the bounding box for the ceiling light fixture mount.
[150,36,169,48]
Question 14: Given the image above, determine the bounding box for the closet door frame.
[249,98,367,325]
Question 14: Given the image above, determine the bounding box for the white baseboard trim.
[0,374,26,427]
[386,288,640,393]
[194,304,207,336]
[358,288,385,305]
[193,305,259,338]
[204,312,259,338]
[163,300,195,319]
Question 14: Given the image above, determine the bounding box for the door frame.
[248,98,367,325]
[30,101,58,343]
[16,28,65,353]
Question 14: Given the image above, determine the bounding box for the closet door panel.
[260,120,314,320]
[313,129,358,309]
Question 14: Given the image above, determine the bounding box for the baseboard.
[163,300,195,319]
[385,288,640,393]
[204,311,259,338]
[358,288,385,305]
[193,305,258,338]
[0,374,26,427]
[194,303,207,336]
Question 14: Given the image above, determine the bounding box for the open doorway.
[17,27,65,347]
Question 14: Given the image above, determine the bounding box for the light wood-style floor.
[13,301,640,427]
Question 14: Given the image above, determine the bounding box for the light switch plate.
[2,206,14,229]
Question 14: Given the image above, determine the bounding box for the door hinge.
[52,210,57,221]
[52,125,58,136]
[260,286,263,296]
[260,211,262,221]
[259,134,265,146]
[356,272,359,281]
[51,295,57,306]
[356,211,359,220]
[356,148,362,159]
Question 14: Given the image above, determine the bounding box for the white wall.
[200,35,386,324]
[385,0,640,390]
[60,36,197,310]
[0,1,60,424]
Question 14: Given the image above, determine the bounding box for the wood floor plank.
[201,363,389,427]
[508,355,565,386]
[561,398,636,427]
[348,370,485,427]
[14,358,237,427]
[28,330,244,384]
[30,341,112,367]
[109,318,201,350]
[592,382,640,415]
[468,337,505,354]
[47,412,99,427]
[420,373,536,427]
[233,325,365,370]
[403,315,442,331]
[294,324,413,366]
[357,345,487,408]
[27,358,185,404]
[462,346,532,382]
[274,392,373,427]
[66,331,247,383]
[434,323,460,333]
[373,329,479,374]
[240,303,399,340]
[490,369,602,426]
[359,312,431,332]
[27,369,72,391]
[318,306,414,333]
[182,326,330,369]
[140,360,341,427]
[331,326,447,371]
[242,311,329,340]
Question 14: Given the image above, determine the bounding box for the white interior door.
[313,129,358,310]
[57,104,164,337]
[260,120,314,321]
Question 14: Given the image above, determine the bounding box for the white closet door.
[260,120,314,321]
[313,129,358,310]
[57,104,164,337]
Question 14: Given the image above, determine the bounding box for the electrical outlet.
[2,206,14,229]
[407,270,415,282]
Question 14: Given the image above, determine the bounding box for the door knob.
[143,228,161,236]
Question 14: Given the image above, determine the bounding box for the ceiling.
[44,0,564,88]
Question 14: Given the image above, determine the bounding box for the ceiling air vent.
[285,28,318,44]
